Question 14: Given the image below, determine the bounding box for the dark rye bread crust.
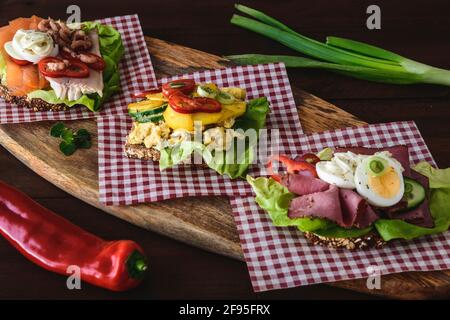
[124,142,162,161]
[304,231,387,250]
[0,84,75,112]
[124,142,209,168]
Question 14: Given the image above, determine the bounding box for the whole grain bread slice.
[124,143,162,161]
[0,84,74,112]
[303,231,387,250]
[124,142,210,169]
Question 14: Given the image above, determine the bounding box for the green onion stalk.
[227,4,450,86]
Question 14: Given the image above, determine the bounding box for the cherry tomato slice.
[64,61,90,78]
[296,153,321,165]
[169,94,222,114]
[162,79,195,98]
[267,155,318,183]
[38,57,66,78]
[132,88,162,99]
[10,56,31,66]
[81,53,105,71]
[60,51,105,71]
[38,57,89,78]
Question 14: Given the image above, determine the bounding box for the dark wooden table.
[1,0,449,299]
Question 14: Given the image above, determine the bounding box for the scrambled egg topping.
[127,121,171,150]
[128,121,244,152]
[127,85,248,151]
[203,127,245,151]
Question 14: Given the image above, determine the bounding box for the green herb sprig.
[50,122,92,156]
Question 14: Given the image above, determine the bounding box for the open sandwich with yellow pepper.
[125,79,270,179]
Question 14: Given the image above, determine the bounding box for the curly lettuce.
[159,97,270,179]
[0,52,6,85]
[248,161,450,241]
[247,175,372,238]
[25,22,124,112]
[373,162,450,240]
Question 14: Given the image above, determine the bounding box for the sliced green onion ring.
[169,82,185,89]
[217,91,235,104]
[366,156,389,177]
[197,85,218,98]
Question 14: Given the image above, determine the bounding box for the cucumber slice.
[128,100,167,114]
[129,105,167,123]
[132,112,164,123]
[402,177,426,210]
[128,103,167,117]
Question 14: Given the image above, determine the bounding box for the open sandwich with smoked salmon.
[0,16,123,112]
[125,80,270,179]
[248,146,450,249]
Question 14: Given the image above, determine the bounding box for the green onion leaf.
[326,36,403,63]
[230,4,450,87]
[231,13,402,70]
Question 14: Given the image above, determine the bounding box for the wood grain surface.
[0,36,448,299]
[1,0,450,300]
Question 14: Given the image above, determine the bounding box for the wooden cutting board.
[0,37,449,299]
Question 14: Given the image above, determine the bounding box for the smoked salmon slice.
[0,16,48,96]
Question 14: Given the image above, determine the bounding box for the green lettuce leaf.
[233,97,270,132]
[246,175,373,237]
[413,161,450,189]
[159,97,270,179]
[27,90,98,110]
[159,141,205,170]
[0,52,6,85]
[374,163,450,240]
[247,153,450,241]
[24,21,124,111]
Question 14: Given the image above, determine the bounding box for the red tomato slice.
[38,57,89,78]
[81,53,105,71]
[267,155,318,182]
[169,94,222,114]
[38,57,66,78]
[64,61,90,78]
[132,88,162,98]
[10,56,31,66]
[162,79,195,98]
[60,51,105,71]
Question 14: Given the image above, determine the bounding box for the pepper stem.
[126,250,148,280]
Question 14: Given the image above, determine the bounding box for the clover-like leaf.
[50,122,66,138]
[59,141,77,156]
[61,128,74,143]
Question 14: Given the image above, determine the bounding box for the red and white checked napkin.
[229,121,450,292]
[97,63,303,205]
[0,14,156,123]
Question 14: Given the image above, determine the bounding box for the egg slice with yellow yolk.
[354,155,404,207]
[367,167,401,199]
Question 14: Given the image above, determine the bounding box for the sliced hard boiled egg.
[315,151,364,189]
[4,41,24,60]
[5,29,58,64]
[316,160,356,189]
[354,154,404,207]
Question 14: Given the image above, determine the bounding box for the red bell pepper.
[267,155,318,182]
[0,180,147,291]
[296,153,321,165]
